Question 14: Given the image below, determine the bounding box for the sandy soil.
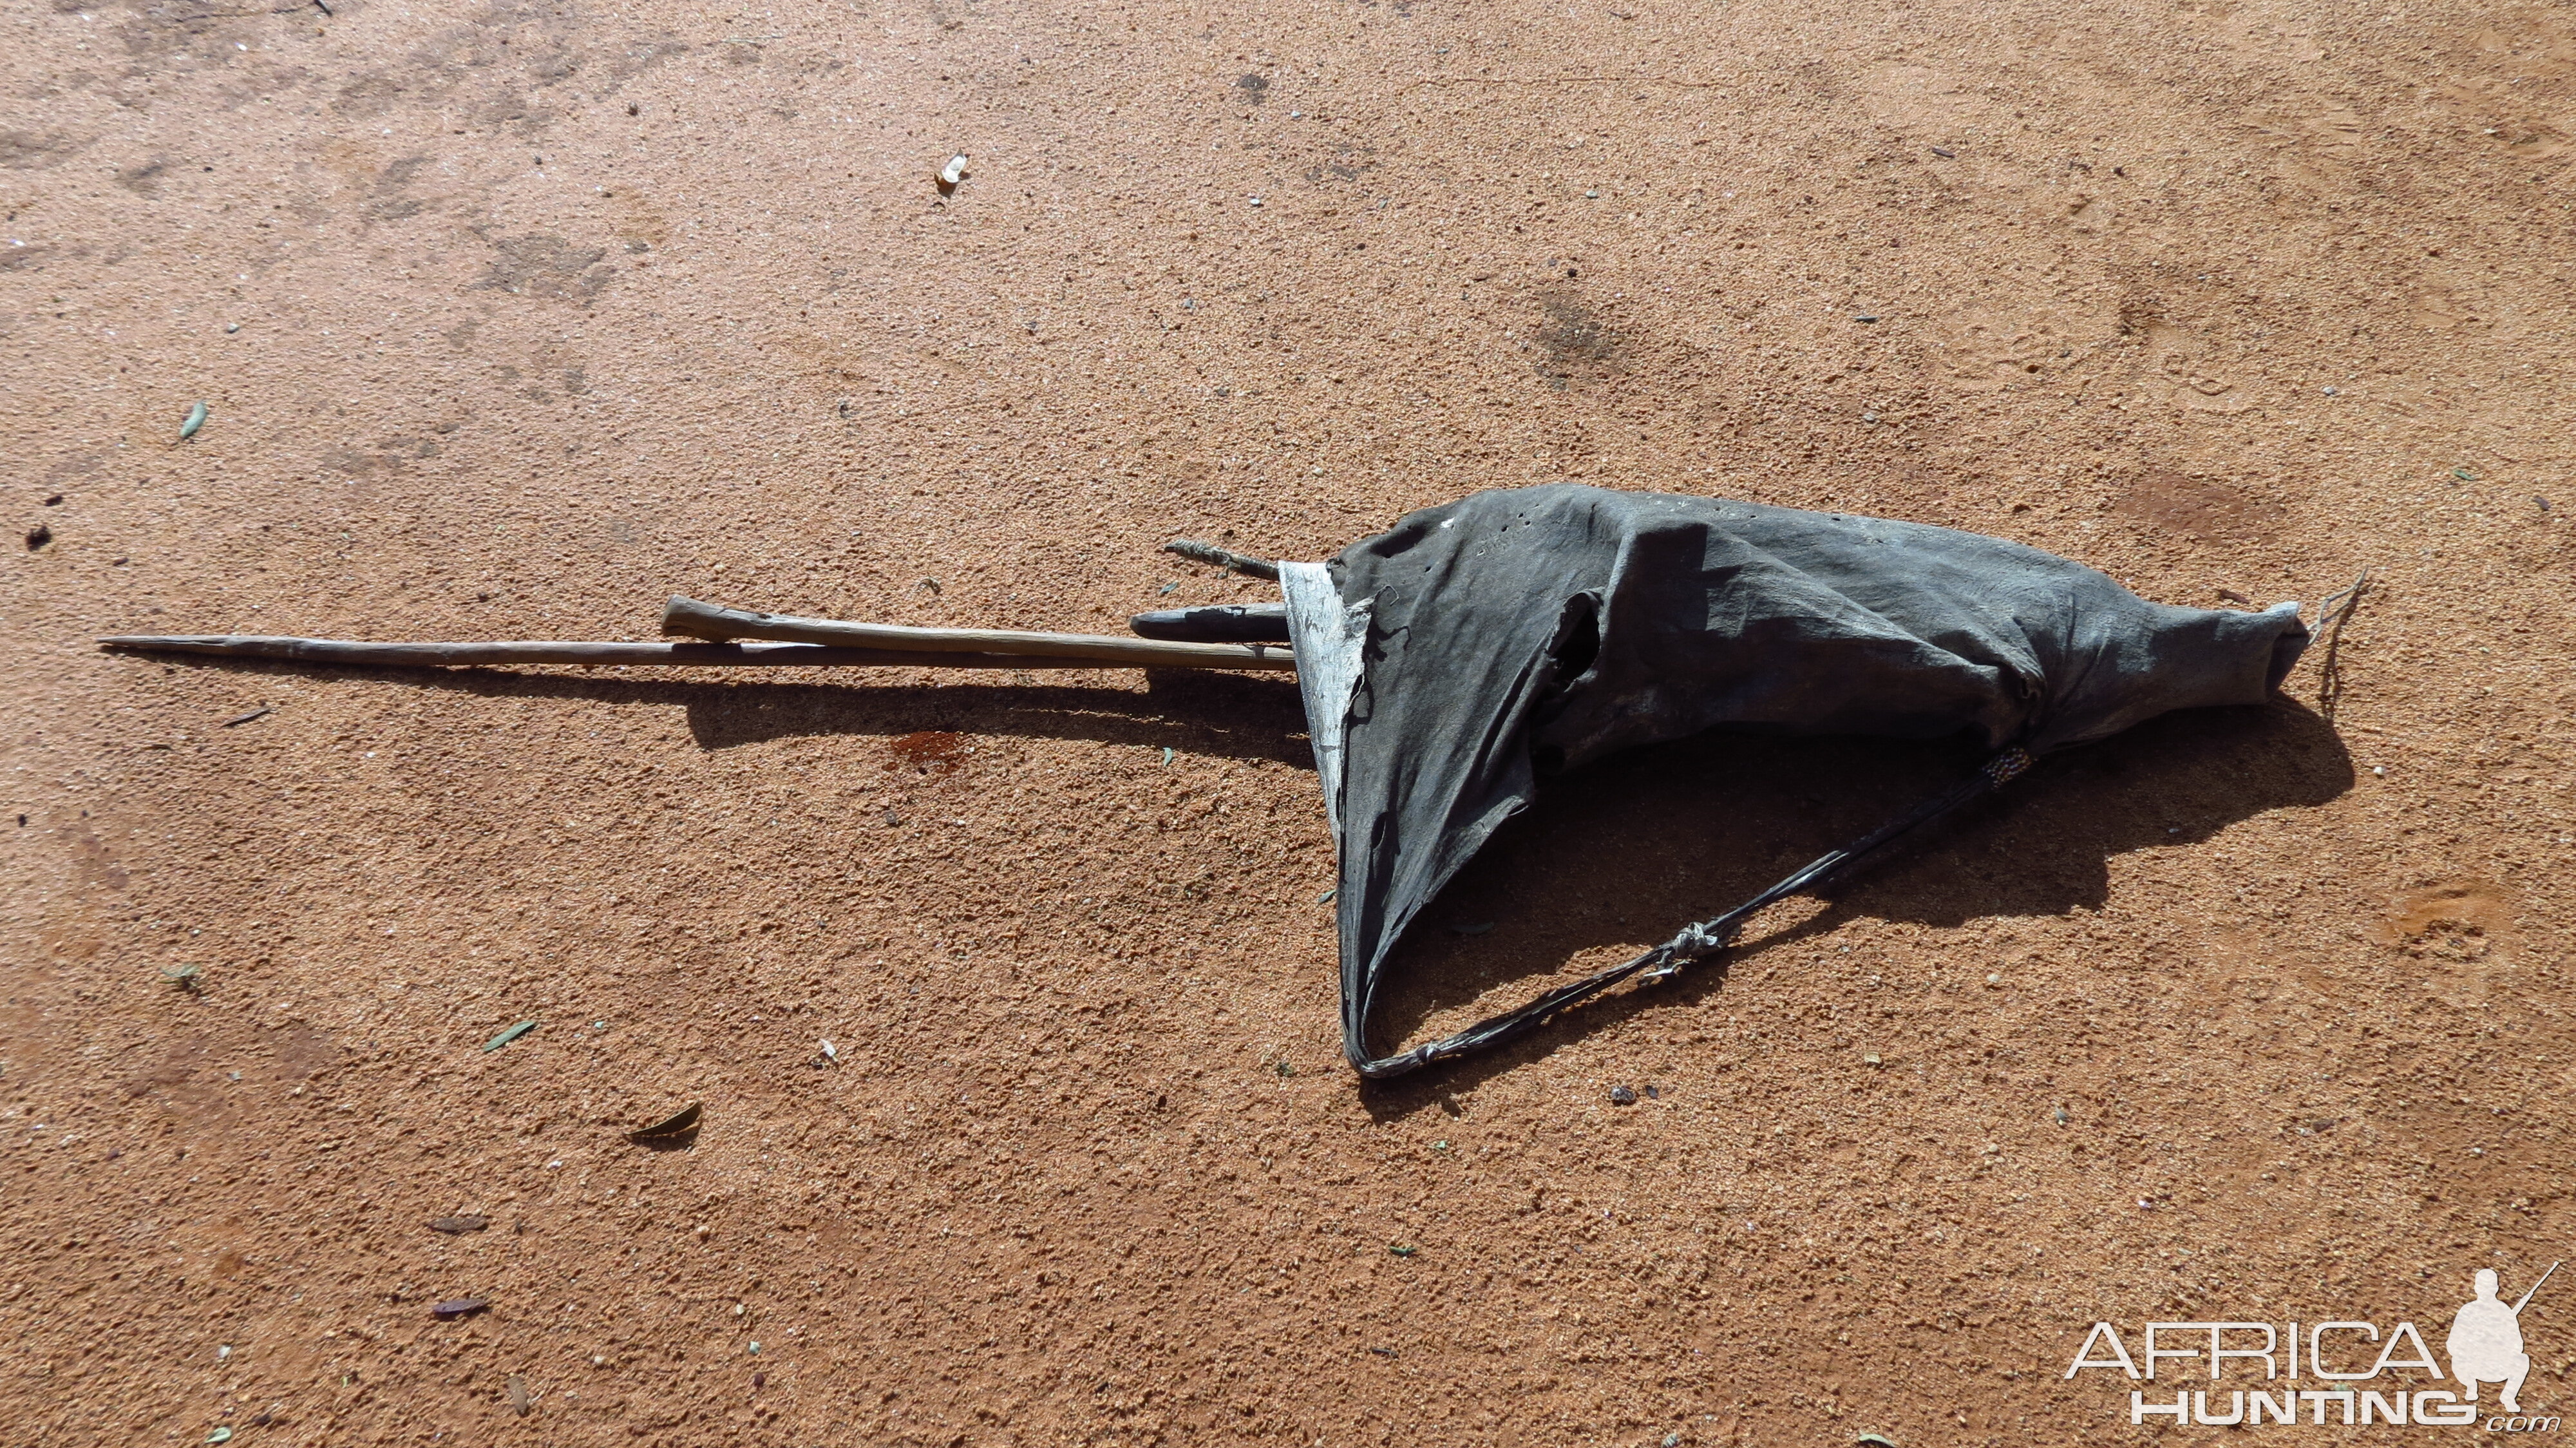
[6,0,2575,1442]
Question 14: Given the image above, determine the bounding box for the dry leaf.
[629,1102,702,1143]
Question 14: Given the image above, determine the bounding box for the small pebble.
[1608,1085,1637,1106]
[225,323,241,334]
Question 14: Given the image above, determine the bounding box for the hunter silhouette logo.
[2065,1260,2562,1429]
[2452,1264,2555,1415]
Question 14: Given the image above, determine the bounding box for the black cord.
[1352,746,2036,1080]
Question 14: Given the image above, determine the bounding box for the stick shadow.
[147,656,1314,766]
[1358,698,2354,1119]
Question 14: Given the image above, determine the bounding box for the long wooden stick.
[661,595,1296,671]
[93,636,1128,669]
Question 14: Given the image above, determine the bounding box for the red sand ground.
[6,0,2575,1442]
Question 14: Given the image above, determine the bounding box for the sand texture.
[5,0,2575,1441]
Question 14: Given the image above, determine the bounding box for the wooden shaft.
[95,636,1124,670]
[660,595,1296,671]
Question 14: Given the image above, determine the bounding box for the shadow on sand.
[137,653,2348,1112]
[159,654,1315,767]
[1354,698,2352,1119]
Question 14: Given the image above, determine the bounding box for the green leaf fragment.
[180,401,209,440]
[482,1019,538,1053]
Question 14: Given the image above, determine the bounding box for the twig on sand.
[1162,538,1279,580]
[2313,569,2372,723]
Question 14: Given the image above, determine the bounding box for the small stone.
[1608,1085,1637,1106]
[225,323,241,334]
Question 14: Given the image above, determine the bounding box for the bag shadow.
[1359,698,2353,1111]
